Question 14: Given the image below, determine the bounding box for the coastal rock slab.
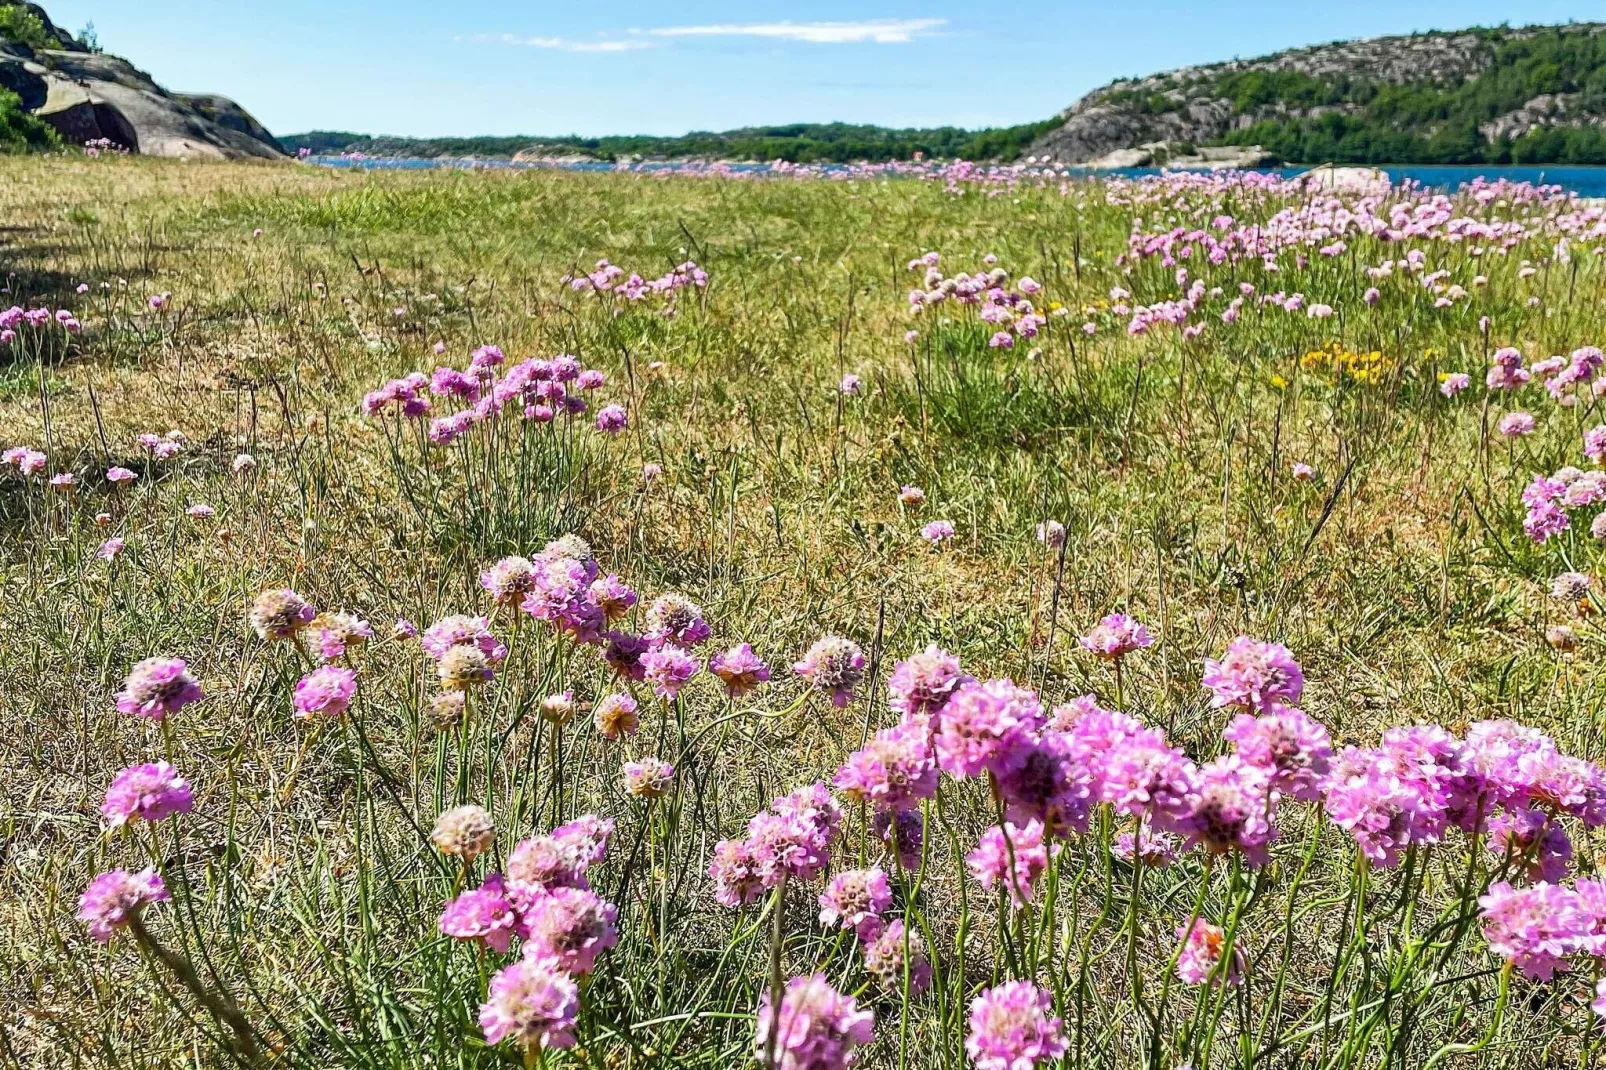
[32,50,283,159]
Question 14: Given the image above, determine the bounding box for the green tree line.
[280,120,1065,164]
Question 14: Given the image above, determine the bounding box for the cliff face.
[1028,24,1606,166]
[0,2,284,159]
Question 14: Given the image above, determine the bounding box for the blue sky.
[39,2,1604,138]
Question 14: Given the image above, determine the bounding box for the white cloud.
[487,33,655,53]
[477,17,947,54]
[637,18,948,44]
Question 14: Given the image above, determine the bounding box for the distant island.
[3,1,1605,167]
[277,123,1063,166]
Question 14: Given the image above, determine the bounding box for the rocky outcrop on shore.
[0,2,284,159]
[1027,23,1606,166]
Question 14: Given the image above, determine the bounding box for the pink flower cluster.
[708,782,843,907]
[904,255,1046,349]
[1,445,47,477]
[437,815,618,1053]
[0,303,81,343]
[754,973,874,1070]
[1176,919,1246,987]
[1326,719,1606,869]
[361,343,625,444]
[564,258,707,303]
[1521,433,1606,542]
[1479,879,1606,980]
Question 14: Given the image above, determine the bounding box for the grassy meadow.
[4,155,1606,1069]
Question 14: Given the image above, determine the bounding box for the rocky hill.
[0,2,283,159]
[1029,23,1606,167]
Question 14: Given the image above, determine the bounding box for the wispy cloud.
[483,33,655,53]
[474,18,947,54]
[637,18,948,44]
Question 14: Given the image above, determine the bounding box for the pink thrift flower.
[421,614,507,664]
[1222,705,1333,803]
[642,645,698,701]
[96,537,125,561]
[708,643,771,697]
[588,574,638,622]
[517,885,619,974]
[935,679,1042,779]
[105,466,136,485]
[874,808,925,871]
[965,982,1066,1070]
[817,868,892,936]
[478,955,579,1051]
[1114,823,1179,868]
[603,630,650,681]
[479,556,538,607]
[966,820,1051,907]
[102,762,193,826]
[754,974,874,1070]
[507,822,607,893]
[249,588,316,641]
[1179,756,1277,866]
[1499,411,1535,438]
[622,758,675,798]
[643,592,710,648]
[1078,612,1153,660]
[431,804,496,859]
[747,784,841,886]
[1176,919,1245,986]
[115,657,202,720]
[1489,808,1573,883]
[709,838,764,908]
[593,693,640,740]
[994,731,1095,837]
[887,644,968,720]
[1478,881,1600,979]
[793,635,865,707]
[1202,636,1303,711]
[1325,745,1448,866]
[834,720,938,810]
[440,872,518,953]
[862,919,932,995]
[311,611,373,661]
[920,519,955,543]
[293,665,356,720]
[1097,728,1199,830]
[78,868,168,943]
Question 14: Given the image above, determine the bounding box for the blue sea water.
[307,156,1606,198]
